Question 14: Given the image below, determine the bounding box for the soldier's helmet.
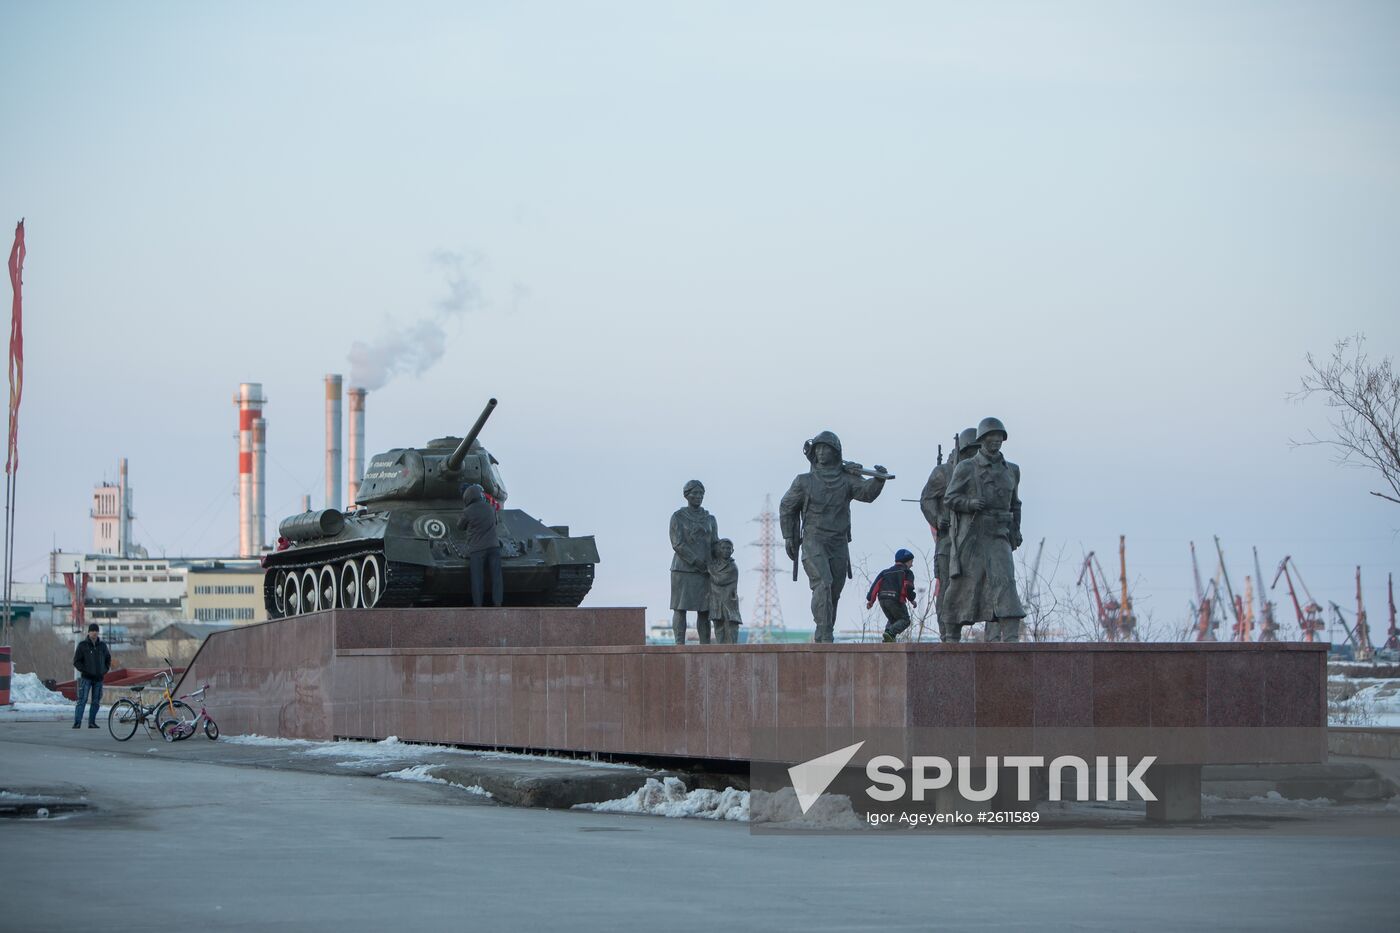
[803,430,843,462]
[976,417,1008,442]
[958,427,979,451]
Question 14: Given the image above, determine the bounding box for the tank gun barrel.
[446,398,498,472]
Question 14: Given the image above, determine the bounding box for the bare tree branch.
[1291,335,1400,505]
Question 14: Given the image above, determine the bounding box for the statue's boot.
[696,618,712,644]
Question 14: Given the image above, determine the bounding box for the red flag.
[6,219,23,475]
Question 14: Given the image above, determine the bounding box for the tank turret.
[261,398,598,616]
[356,398,509,505]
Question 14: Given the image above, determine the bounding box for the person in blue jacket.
[867,550,918,643]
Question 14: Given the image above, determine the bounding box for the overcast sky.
[3,1,1398,638]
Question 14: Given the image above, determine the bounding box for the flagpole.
[4,218,23,650]
[2,469,10,646]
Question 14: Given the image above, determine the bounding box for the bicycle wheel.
[204,719,219,741]
[155,700,197,740]
[107,699,141,741]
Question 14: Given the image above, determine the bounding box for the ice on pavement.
[576,777,749,821]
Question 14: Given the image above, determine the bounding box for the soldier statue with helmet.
[920,426,980,642]
[943,417,1026,642]
[779,430,891,643]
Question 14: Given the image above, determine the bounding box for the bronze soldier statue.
[670,480,719,644]
[920,427,978,642]
[779,431,889,643]
[943,417,1026,642]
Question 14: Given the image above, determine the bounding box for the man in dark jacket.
[72,623,112,729]
[458,484,503,607]
[867,549,918,643]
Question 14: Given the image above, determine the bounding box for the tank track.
[265,546,593,610]
[536,564,595,607]
[264,545,425,613]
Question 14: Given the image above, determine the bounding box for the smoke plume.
[346,249,484,390]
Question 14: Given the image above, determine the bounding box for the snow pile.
[4,672,71,711]
[575,777,749,821]
[302,736,473,767]
[8,672,61,703]
[380,764,492,798]
[749,786,867,830]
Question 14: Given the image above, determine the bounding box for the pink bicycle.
[160,684,220,741]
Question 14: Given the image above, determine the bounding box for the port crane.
[1190,542,1218,641]
[1384,573,1398,653]
[1271,555,1325,642]
[1253,547,1278,642]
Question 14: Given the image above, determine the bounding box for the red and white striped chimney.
[325,374,343,511]
[347,386,366,507]
[252,416,267,552]
[235,383,266,558]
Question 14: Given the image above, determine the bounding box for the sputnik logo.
[788,741,865,814]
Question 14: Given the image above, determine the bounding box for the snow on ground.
[379,764,493,798]
[221,735,315,748]
[223,734,647,770]
[749,787,868,829]
[575,777,749,821]
[1204,791,1336,808]
[573,778,866,829]
[1329,676,1400,727]
[4,672,71,712]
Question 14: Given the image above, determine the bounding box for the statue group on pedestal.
[667,417,1024,645]
[669,480,742,644]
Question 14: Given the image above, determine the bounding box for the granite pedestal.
[177,609,1328,819]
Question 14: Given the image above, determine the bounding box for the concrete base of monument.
[175,608,1330,822]
[1147,764,1203,821]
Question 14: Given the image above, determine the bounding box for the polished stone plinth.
[179,612,1327,773]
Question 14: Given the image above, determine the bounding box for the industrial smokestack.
[325,374,343,511]
[253,417,267,552]
[117,458,130,558]
[300,494,311,513]
[235,383,265,558]
[347,386,366,507]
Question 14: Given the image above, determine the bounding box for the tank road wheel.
[339,559,362,609]
[301,568,320,613]
[318,564,338,610]
[272,570,288,617]
[361,555,384,609]
[283,572,303,616]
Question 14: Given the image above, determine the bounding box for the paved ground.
[3,718,1399,932]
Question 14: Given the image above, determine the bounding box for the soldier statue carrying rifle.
[779,431,892,643]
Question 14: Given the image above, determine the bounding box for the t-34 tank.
[262,398,599,616]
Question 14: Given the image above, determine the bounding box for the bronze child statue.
[708,538,743,645]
